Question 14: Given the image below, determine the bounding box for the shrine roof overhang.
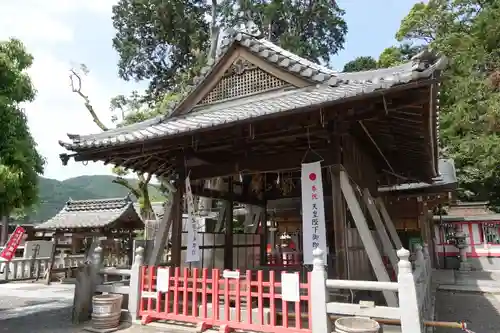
[35,196,144,231]
[432,214,500,222]
[60,56,445,152]
[378,158,457,196]
[58,50,447,184]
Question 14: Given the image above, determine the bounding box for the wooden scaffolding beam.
[339,171,398,307]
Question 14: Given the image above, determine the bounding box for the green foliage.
[394,0,500,208]
[343,44,423,73]
[222,0,347,62]
[0,39,44,216]
[342,56,377,72]
[111,0,347,100]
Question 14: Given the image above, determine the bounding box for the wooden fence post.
[128,246,144,321]
[397,248,422,333]
[311,248,330,333]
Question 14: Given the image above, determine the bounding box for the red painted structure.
[434,202,500,259]
[139,266,311,333]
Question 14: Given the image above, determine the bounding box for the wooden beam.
[363,189,398,273]
[339,171,397,306]
[191,185,265,206]
[189,149,334,180]
[147,194,175,266]
[376,198,404,250]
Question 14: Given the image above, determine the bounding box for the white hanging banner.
[301,161,327,265]
[185,175,201,262]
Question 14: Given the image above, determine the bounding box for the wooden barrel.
[91,294,123,330]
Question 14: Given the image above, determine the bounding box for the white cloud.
[0,0,142,180]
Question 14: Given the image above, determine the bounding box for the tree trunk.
[1,215,8,245]
[141,185,155,240]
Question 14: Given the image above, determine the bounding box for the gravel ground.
[435,291,500,333]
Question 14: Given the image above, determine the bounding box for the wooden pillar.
[259,191,268,267]
[224,177,234,269]
[418,199,435,268]
[45,232,59,285]
[331,131,347,279]
[170,183,184,267]
[426,209,437,268]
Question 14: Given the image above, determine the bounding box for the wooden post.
[148,192,176,266]
[397,248,423,333]
[224,177,234,269]
[339,171,397,306]
[310,248,331,333]
[363,189,398,273]
[259,197,268,267]
[331,168,347,279]
[422,203,437,268]
[45,232,59,285]
[170,184,184,267]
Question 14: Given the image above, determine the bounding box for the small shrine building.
[57,22,448,291]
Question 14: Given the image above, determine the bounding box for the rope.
[461,321,476,333]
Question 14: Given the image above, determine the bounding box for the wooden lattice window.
[199,58,289,105]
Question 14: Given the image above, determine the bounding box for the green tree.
[343,44,423,72]
[69,66,168,237]
[111,0,347,101]
[0,39,45,243]
[394,0,500,208]
[342,56,377,72]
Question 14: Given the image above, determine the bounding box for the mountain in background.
[27,175,165,223]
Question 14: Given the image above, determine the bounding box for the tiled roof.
[35,197,144,230]
[60,48,446,151]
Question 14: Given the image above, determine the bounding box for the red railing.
[139,266,312,333]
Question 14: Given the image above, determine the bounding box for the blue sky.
[0,0,419,181]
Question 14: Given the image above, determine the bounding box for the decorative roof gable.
[168,26,338,116]
[196,57,291,106]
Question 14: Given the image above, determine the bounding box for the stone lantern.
[452,230,471,271]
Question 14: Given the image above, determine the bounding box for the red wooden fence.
[139,266,312,333]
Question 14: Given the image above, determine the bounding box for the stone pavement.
[433,269,500,293]
[435,291,500,333]
[0,282,78,332]
[433,270,500,333]
[0,282,192,333]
